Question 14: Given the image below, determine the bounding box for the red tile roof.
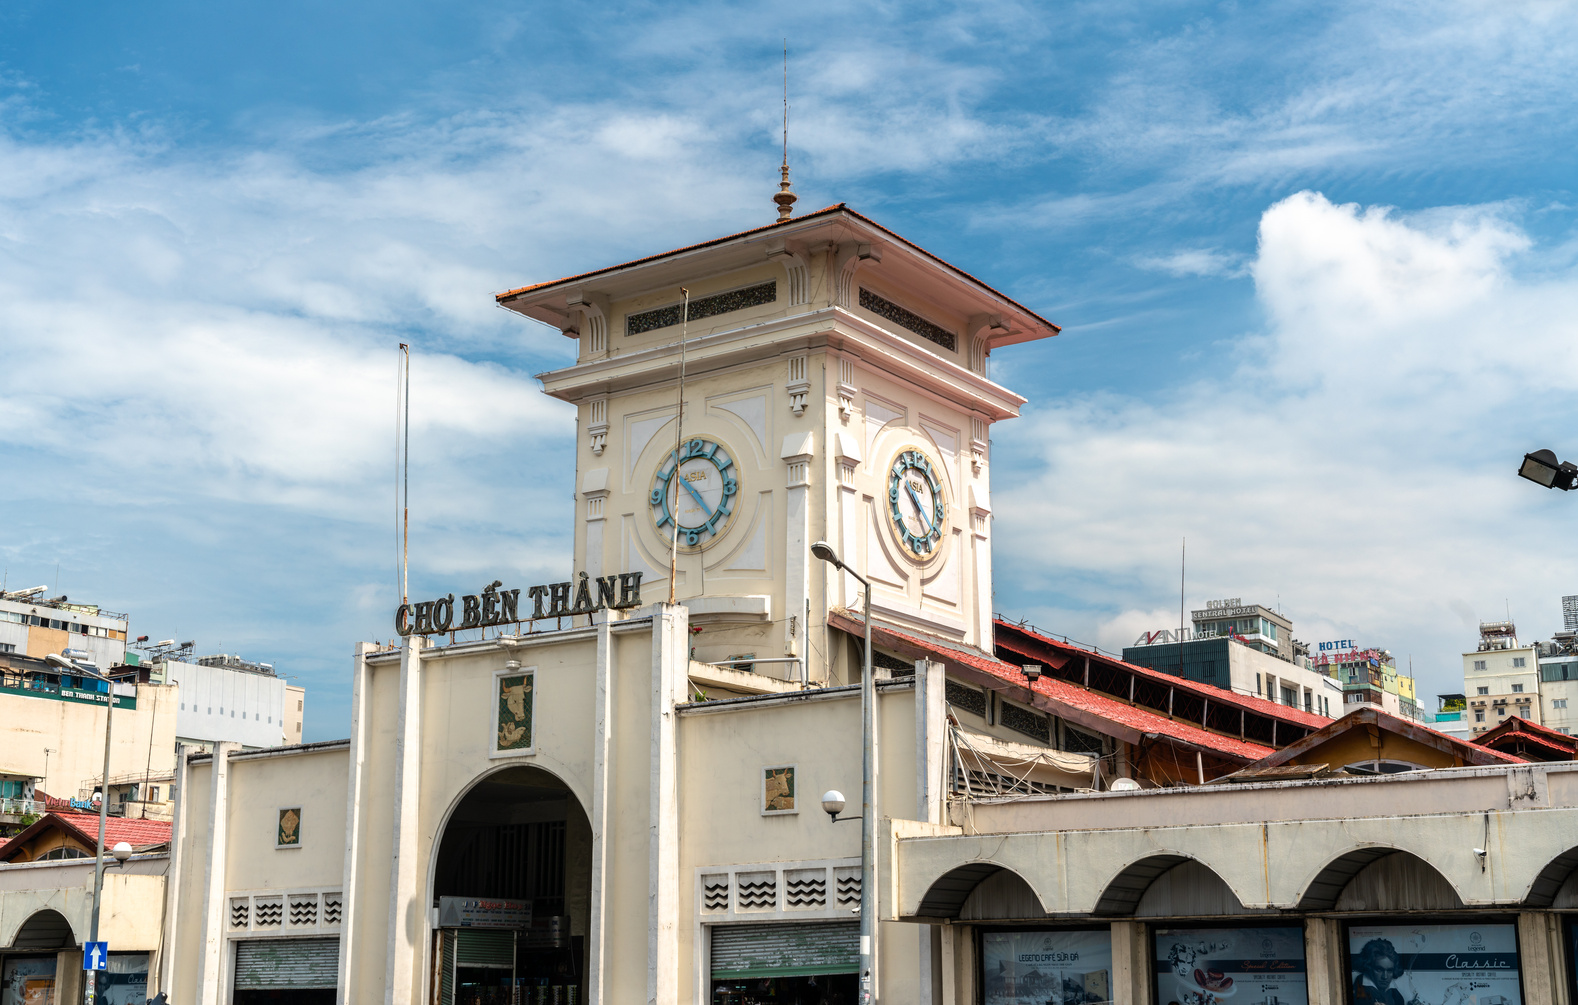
[828,611,1275,762]
[994,619,1332,732]
[0,811,172,862]
[1235,707,1525,772]
[495,203,1061,335]
[1473,715,1576,759]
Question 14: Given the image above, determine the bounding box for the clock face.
[887,447,946,560]
[650,438,741,548]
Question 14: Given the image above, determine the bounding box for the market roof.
[495,203,1060,347]
[1473,715,1577,761]
[1228,707,1524,774]
[994,619,1329,736]
[0,811,172,862]
[827,610,1275,763]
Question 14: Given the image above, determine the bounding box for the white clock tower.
[498,202,1058,683]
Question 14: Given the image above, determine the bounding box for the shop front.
[708,922,859,1004]
[231,937,339,1004]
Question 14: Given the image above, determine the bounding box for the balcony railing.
[0,798,41,816]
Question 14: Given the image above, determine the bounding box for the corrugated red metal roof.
[1474,714,1576,750]
[1237,707,1524,771]
[994,619,1332,731]
[0,811,172,861]
[829,612,1274,762]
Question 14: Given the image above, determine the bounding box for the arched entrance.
[3,910,75,1005]
[431,766,591,1005]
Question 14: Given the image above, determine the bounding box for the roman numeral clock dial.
[888,447,946,561]
[651,438,740,548]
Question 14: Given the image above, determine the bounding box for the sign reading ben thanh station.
[394,572,644,635]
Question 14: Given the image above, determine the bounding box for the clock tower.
[497,203,1058,683]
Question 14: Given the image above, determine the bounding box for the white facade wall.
[165,662,288,749]
[1233,644,1342,718]
[0,596,128,667]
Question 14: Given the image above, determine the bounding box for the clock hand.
[677,475,715,520]
[903,480,931,532]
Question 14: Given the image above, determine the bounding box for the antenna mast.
[397,344,411,607]
[668,290,691,604]
[774,41,797,223]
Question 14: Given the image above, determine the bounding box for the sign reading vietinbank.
[396,572,644,635]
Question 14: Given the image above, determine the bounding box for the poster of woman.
[1347,923,1520,1005]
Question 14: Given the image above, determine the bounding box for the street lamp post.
[808,540,878,1005]
[49,652,116,1005]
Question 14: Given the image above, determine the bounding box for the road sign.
[83,942,108,971]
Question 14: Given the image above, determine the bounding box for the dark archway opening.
[431,766,591,1005]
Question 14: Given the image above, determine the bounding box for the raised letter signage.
[395,572,643,636]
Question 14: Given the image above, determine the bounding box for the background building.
[148,652,304,750]
[1126,599,1340,716]
[0,587,129,670]
[1434,693,1469,740]
[1465,620,1540,736]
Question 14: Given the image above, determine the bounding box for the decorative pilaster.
[587,621,614,1004]
[837,358,857,421]
[970,417,988,475]
[834,431,863,613]
[336,644,374,1005]
[786,355,810,417]
[583,468,610,595]
[969,483,992,647]
[587,397,609,456]
[782,431,815,658]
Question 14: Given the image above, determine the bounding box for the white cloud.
[1134,248,1247,279]
[994,191,1578,698]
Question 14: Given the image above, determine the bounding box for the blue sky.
[5,1,1578,739]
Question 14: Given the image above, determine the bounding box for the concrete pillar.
[951,925,976,1005]
[197,741,237,1005]
[338,643,374,1005]
[915,660,947,1004]
[939,925,957,1005]
[1304,917,1344,1004]
[384,636,425,1005]
[648,605,688,1005]
[158,743,189,999]
[1110,921,1149,1005]
[55,949,82,1005]
[588,621,615,1004]
[1519,912,1571,1005]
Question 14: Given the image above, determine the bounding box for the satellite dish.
[1109,778,1142,791]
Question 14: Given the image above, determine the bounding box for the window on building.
[1512,683,1525,693]
[298,700,303,711]
[1474,660,1487,670]
[0,643,13,654]
[1475,711,1485,722]
[1477,687,1489,695]
[1256,673,1262,695]
[1498,707,1506,716]
[1553,699,1568,709]
[1514,657,1527,667]
[148,786,160,802]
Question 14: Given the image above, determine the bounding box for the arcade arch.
[429,765,592,1005]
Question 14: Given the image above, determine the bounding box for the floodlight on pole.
[808,539,878,1003]
[1519,449,1578,490]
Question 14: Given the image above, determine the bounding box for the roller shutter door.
[234,938,339,990]
[710,922,858,979]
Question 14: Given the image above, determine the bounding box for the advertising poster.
[1154,926,1307,1005]
[981,928,1113,1005]
[1347,923,1520,1005]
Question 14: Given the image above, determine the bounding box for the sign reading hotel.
[396,572,644,636]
